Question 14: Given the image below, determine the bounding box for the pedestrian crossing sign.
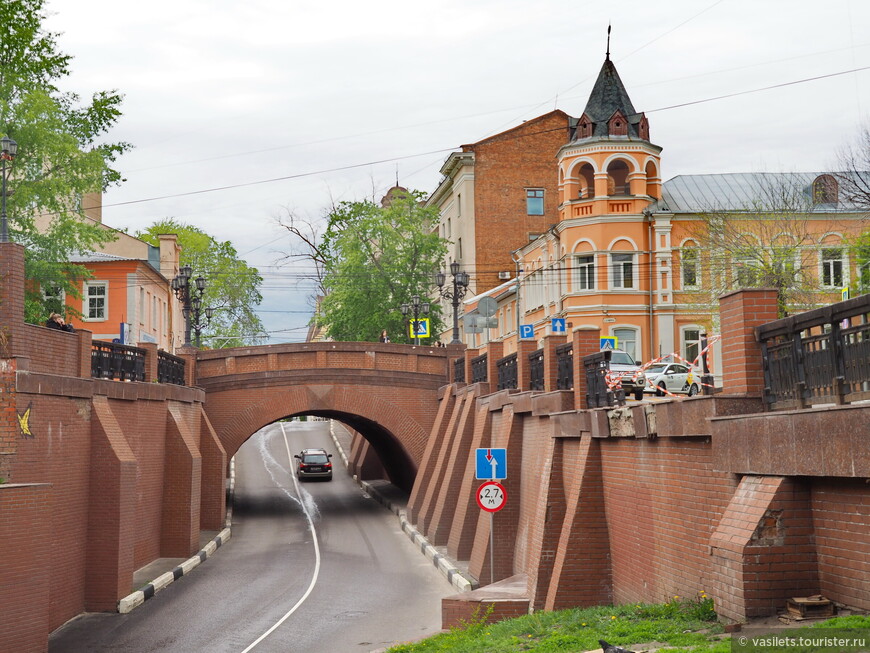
[409,318,430,338]
[600,337,618,350]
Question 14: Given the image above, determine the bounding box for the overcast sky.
[44,0,870,343]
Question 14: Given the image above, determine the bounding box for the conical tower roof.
[583,57,636,124]
[575,51,649,141]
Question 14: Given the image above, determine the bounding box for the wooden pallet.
[786,595,834,619]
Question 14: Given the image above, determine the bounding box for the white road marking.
[240,424,322,653]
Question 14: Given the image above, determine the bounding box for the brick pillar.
[139,341,158,383]
[541,335,560,392]
[485,341,503,387]
[515,339,537,391]
[177,346,197,387]
[572,326,601,410]
[161,406,202,557]
[199,411,227,531]
[76,329,93,379]
[0,242,25,357]
[0,359,17,480]
[718,289,778,395]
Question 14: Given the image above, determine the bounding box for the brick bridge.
[192,342,453,491]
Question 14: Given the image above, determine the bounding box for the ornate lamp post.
[172,266,211,347]
[400,294,430,345]
[1,136,18,244]
[435,261,470,345]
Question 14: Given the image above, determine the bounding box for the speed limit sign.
[476,481,507,513]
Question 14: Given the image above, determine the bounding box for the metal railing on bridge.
[757,293,870,410]
[453,357,465,384]
[529,349,544,390]
[158,350,186,385]
[91,341,186,385]
[556,342,573,390]
[91,341,146,382]
[583,349,625,408]
[496,352,517,390]
[471,353,488,384]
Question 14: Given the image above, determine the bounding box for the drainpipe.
[644,208,655,360]
[511,249,522,347]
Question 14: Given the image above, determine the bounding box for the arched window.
[613,327,639,361]
[607,160,630,196]
[813,174,838,204]
[645,161,659,199]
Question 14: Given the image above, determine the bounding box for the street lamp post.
[172,266,211,348]
[401,294,430,345]
[435,261,470,345]
[1,136,18,244]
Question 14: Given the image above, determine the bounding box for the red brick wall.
[812,478,870,609]
[719,289,778,395]
[0,483,52,653]
[471,111,571,293]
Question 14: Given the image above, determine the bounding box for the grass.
[386,595,870,653]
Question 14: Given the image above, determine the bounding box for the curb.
[328,422,477,594]
[117,459,236,614]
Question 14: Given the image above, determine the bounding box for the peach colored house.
[458,53,867,372]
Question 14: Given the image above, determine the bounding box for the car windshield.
[610,352,636,366]
[302,454,328,464]
[645,364,668,374]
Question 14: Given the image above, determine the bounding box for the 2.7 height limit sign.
[476,480,507,513]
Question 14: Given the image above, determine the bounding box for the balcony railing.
[453,357,465,384]
[496,352,518,390]
[756,293,870,410]
[158,350,186,385]
[91,341,145,382]
[529,348,544,390]
[471,353,488,384]
[556,342,573,390]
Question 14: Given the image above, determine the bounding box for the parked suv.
[294,448,333,481]
[607,350,647,401]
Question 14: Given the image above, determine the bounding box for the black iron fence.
[158,350,186,385]
[757,293,870,410]
[583,350,625,408]
[529,348,544,390]
[471,353,488,384]
[496,352,518,390]
[556,342,573,390]
[91,341,145,382]
[453,357,465,384]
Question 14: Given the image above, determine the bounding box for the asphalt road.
[50,420,451,653]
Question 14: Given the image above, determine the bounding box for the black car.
[294,448,333,481]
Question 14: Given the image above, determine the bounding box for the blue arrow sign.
[475,448,507,480]
[551,317,566,333]
[519,324,534,339]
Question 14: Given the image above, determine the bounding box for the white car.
[643,362,700,396]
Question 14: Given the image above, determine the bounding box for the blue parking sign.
[519,324,534,339]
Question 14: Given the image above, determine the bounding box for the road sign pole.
[490,511,494,584]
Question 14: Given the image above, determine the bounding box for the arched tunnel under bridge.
[193,342,451,493]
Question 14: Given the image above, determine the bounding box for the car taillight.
[325,462,332,468]
[299,463,307,469]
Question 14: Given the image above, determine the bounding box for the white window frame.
[681,326,703,367]
[820,247,845,288]
[42,284,66,307]
[83,281,108,321]
[612,327,640,362]
[610,252,636,289]
[575,254,595,291]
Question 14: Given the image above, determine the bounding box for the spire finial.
[606,23,611,60]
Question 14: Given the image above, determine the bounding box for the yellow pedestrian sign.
[409,318,430,338]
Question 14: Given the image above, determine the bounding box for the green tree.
[1,0,131,323]
[851,228,870,293]
[137,220,266,348]
[317,190,447,342]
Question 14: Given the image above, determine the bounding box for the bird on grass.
[599,640,634,653]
